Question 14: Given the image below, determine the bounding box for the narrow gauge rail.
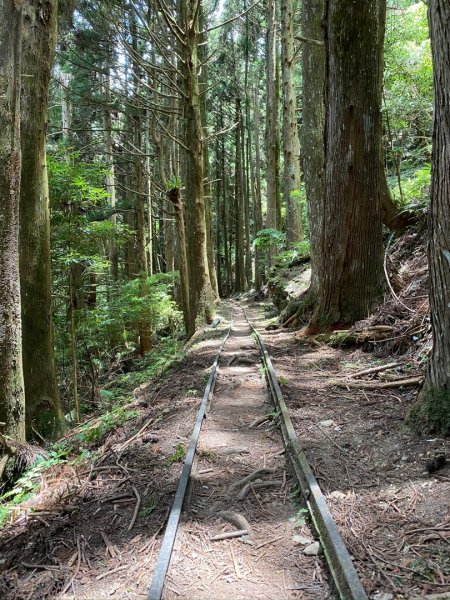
[147,305,368,600]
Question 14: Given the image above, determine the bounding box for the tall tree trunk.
[219,110,232,295]
[146,153,153,277]
[130,9,150,354]
[19,0,64,438]
[234,100,246,292]
[253,85,264,291]
[60,72,72,142]
[68,269,79,423]
[102,67,119,280]
[410,0,450,435]
[265,0,280,269]
[311,0,384,328]
[243,10,253,286]
[180,0,214,337]
[300,0,325,299]
[0,0,26,441]
[214,139,223,295]
[199,5,219,300]
[241,113,252,287]
[167,187,190,335]
[281,0,303,246]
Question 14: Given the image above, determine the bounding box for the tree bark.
[199,6,219,301]
[253,85,264,291]
[180,0,214,337]
[0,0,26,441]
[281,0,303,246]
[234,99,246,292]
[102,68,119,280]
[167,188,190,335]
[311,0,384,327]
[411,0,450,435]
[300,0,325,299]
[265,0,280,269]
[19,0,64,438]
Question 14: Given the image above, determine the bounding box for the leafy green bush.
[273,241,311,269]
[388,164,430,211]
[77,406,138,444]
[402,165,431,209]
[253,229,286,251]
[384,2,432,170]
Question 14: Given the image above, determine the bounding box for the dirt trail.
[161,304,331,599]
[0,304,332,600]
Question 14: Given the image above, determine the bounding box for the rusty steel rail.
[147,323,231,600]
[244,309,368,600]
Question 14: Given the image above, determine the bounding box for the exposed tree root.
[330,376,423,390]
[349,362,400,378]
[219,511,253,539]
[237,480,283,500]
[295,326,395,346]
[249,414,274,429]
[227,468,276,494]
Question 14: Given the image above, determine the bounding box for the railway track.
[148,303,368,600]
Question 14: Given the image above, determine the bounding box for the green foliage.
[253,229,286,251]
[118,273,180,334]
[289,485,300,500]
[400,165,431,209]
[139,494,157,518]
[48,152,109,210]
[77,407,138,445]
[166,175,181,191]
[166,443,186,465]
[274,241,311,268]
[0,452,67,527]
[294,507,309,528]
[384,2,432,180]
[115,339,183,390]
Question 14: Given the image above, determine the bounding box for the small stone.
[371,592,393,600]
[293,535,312,546]
[319,419,334,427]
[328,490,346,499]
[303,541,323,556]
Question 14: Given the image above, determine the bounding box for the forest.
[0,0,449,598]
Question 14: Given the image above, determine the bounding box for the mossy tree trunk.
[198,6,219,301]
[167,187,190,336]
[265,0,280,270]
[20,0,64,438]
[281,0,303,247]
[102,65,119,281]
[130,8,151,355]
[253,84,264,291]
[300,0,326,300]
[410,0,450,435]
[180,0,214,337]
[0,0,26,442]
[310,0,384,328]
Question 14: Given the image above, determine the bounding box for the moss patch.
[407,387,450,436]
